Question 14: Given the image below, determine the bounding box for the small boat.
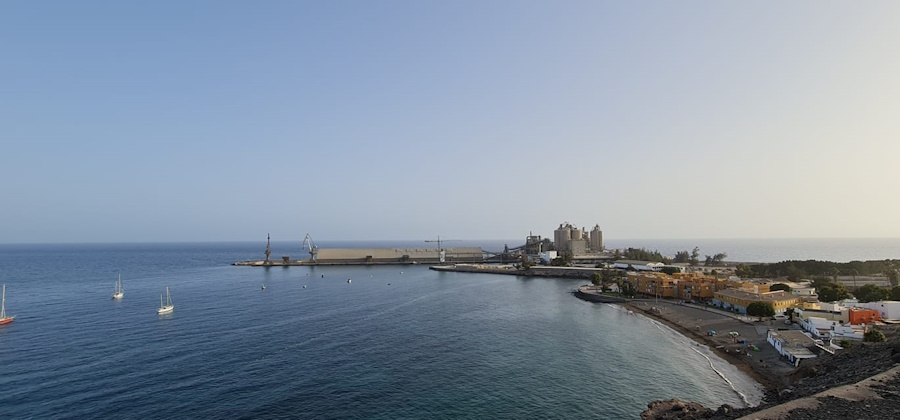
[347,279,351,283]
[261,284,267,290]
[157,286,174,315]
[0,284,14,325]
[112,273,124,300]
[302,285,307,289]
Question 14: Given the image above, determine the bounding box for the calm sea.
[0,241,772,419]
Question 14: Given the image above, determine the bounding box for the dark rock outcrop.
[641,399,712,419]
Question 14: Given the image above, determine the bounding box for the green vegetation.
[747,302,775,319]
[893,286,900,301]
[550,252,573,266]
[854,284,890,303]
[743,259,900,279]
[621,247,671,264]
[659,266,680,275]
[704,253,728,267]
[864,329,886,343]
[818,282,850,303]
[619,280,637,297]
[838,339,853,349]
[734,264,754,278]
[770,283,792,292]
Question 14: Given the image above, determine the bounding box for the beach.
[616,299,797,391]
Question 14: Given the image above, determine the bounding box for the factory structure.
[553,222,603,255]
[512,222,606,265]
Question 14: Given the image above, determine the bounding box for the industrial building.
[553,222,603,254]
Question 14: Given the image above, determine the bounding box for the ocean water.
[0,242,765,419]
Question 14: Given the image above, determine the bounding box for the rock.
[641,399,713,419]
[715,404,733,416]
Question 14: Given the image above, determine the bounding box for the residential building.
[712,290,800,315]
[767,330,819,367]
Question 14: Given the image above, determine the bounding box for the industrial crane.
[425,235,462,264]
[302,233,318,262]
[425,235,462,251]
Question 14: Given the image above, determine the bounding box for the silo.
[570,225,582,240]
[590,224,603,251]
[554,223,571,252]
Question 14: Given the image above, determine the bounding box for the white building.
[767,330,818,367]
[857,301,900,321]
[613,260,664,271]
[538,251,558,265]
[798,316,864,340]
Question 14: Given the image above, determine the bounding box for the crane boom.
[302,233,318,262]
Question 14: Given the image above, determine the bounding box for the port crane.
[302,233,318,262]
[425,235,462,251]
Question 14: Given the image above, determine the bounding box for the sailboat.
[157,286,174,315]
[112,274,124,299]
[0,284,14,325]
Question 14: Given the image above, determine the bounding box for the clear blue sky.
[2,1,899,243]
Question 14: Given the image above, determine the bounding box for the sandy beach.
[617,299,797,391]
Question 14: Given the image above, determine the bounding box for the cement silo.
[590,224,603,251]
[554,223,571,252]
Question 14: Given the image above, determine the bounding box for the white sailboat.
[112,273,124,299]
[0,284,14,325]
[157,286,174,314]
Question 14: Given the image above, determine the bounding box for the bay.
[1,242,764,419]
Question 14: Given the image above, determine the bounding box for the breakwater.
[235,247,485,266]
[429,263,604,279]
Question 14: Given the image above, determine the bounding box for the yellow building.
[627,272,677,298]
[712,289,800,315]
[626,272,717,300]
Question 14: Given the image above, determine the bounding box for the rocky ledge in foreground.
[642,339,900,419]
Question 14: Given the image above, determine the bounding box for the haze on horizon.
[2,1,899,244]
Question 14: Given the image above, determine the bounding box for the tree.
[747,302,775,320]
[892,286,900,301]
[704,253,727,267]
[818,283,850,302]
[674,250,690,263]
[620,280,636,297]
[786,264,806,282]
[887,269,899,288]
[660,266,680,275]
[689,247,700,266]
[770,283,792,292]
[591,273,602,286]
[735,264,754,278]
[854,284,889,303]
[864,329,886,343]
[785,307,795,323]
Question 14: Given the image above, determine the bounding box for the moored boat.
[0,284,14,325]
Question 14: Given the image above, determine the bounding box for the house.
[767,330,819,367]
[797,316,865,340]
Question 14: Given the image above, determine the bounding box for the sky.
[2,1,899,243]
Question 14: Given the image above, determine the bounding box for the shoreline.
[618,300,784,393]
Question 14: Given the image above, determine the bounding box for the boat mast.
[1,284,6,318]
